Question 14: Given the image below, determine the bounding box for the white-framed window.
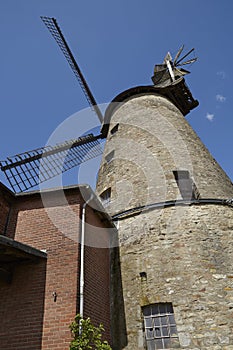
[142,303,180,349]
[100,188,111,206]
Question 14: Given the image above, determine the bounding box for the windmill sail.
[0,17,106,193]
[173,45,184,65]
[41,16,104,123]
[176,58,197,66]
[0,134,103,193]
[175,48,195,65]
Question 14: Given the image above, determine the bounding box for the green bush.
[69,314,112,350]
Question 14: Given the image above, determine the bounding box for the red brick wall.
[0,186,112,349]
[10,189,80,350]
[0,261,47,350]
[83,206,111,344]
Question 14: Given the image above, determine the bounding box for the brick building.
[0,183,116,350]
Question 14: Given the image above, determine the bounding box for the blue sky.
[0,0,233,191]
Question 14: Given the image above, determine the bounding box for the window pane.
[154,327,161,337]
[100,188,111,206]
[147,339,155,350]
[146,328,154,339]
[168,314,175,324]
[159,304,166,314]
[166,303,173,313]
[170,326,178,337]
[145,317,153,328]
[144,306,151,316]
[161,327,169,337]
[161,316,167,325]
[164,338,171,349]
[152,304,159,315]
[153,317,160,327]
[154,339,163,349]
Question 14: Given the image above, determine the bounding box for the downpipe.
[79,191,94,334]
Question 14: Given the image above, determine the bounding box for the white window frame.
[142,303,180,349]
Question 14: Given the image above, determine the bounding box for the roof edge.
[0,235,47,259]
[16,183,117,230]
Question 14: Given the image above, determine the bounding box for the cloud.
[216,94,226,102]
[206,113,214,122]
[217,71,226,79]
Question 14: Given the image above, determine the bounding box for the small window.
[173,170,200,200]
[100,188,111,206]
[105,150,115,164]
[110,123,119,135]
[142,303,180,349]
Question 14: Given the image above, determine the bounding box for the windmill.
[0,17,198,193]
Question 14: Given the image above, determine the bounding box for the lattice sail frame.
[0,134,103,193]
[41,16,103,123]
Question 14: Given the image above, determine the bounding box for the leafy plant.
[69,314,112,350]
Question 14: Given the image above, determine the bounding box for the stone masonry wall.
[117,204,233,349]
[96,91,233,349]
[97,94,233,217]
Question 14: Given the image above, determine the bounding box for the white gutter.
[79,190,94,333]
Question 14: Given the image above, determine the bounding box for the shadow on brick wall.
[0,260,46,350]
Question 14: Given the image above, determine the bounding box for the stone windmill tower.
[96,48,233,349]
